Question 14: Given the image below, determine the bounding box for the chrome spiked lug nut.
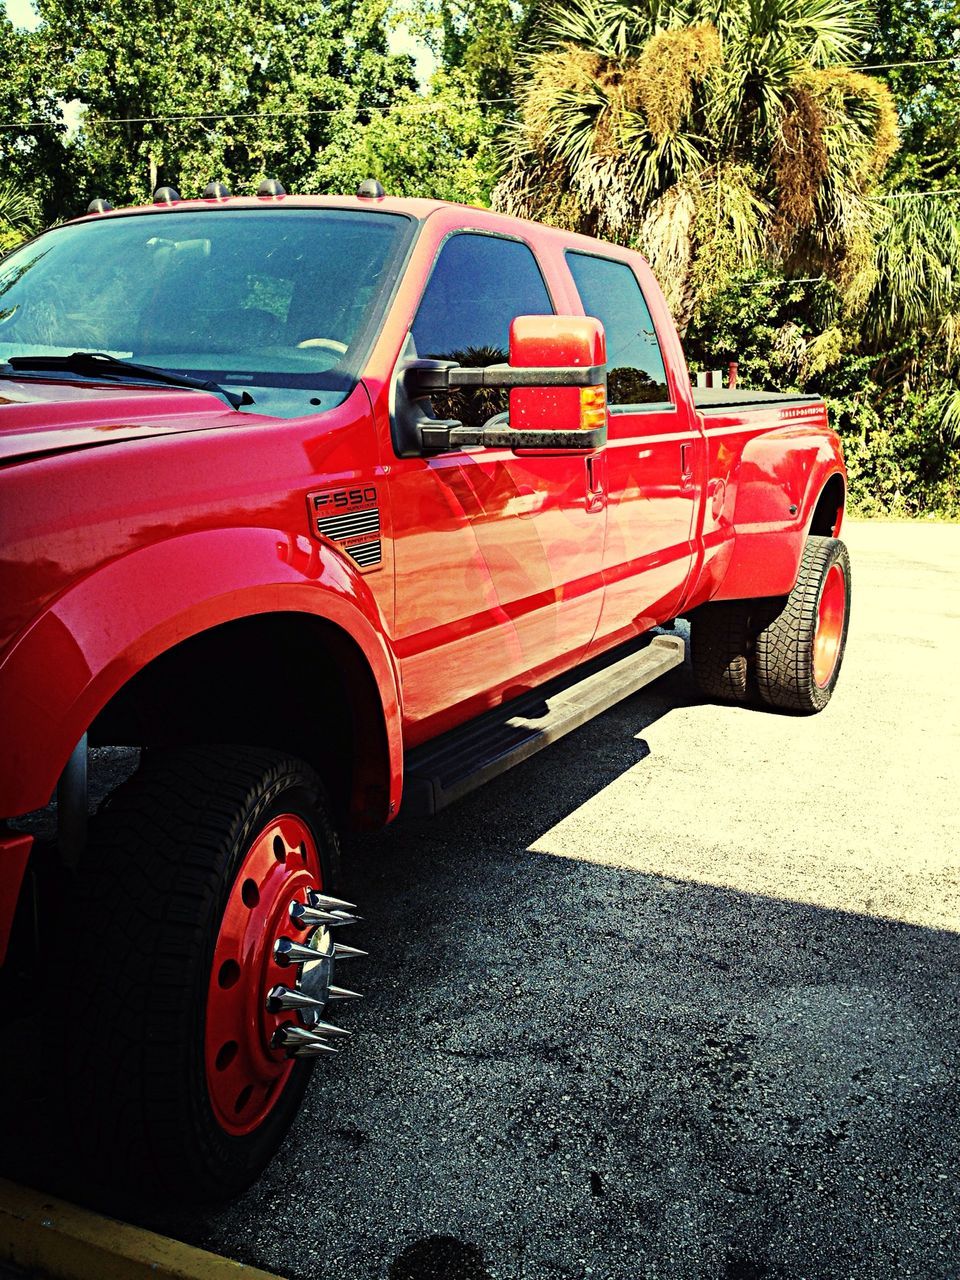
[267,991,352,1037]
[306,889,358,913]
[332,942,368,961]
[277,1018,351,1044]
[289,901,360,929]
[273,936,328,967]
[272,1023,341,1056]
[327,984,363,1001]
[267,984,328,1015]
[292,1042,343,1058]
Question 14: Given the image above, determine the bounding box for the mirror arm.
[469,422,606,451]
[410,361,606,393]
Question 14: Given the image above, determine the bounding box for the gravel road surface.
[9,519,960,1279]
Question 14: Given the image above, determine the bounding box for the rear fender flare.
[713,429,846,601]
[0,527,403,818]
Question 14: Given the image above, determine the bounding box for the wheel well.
[809,473,845,538]
[89,614,391,829]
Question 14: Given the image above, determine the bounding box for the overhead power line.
[845,53,960,70]
[0,53,958,131]
[0,97,517,129]
[877,189,960,198]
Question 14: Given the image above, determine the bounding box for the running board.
[402,633,685,817]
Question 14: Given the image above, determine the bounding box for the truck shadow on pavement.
[3,661,958,1280]
[163,664,959,1280]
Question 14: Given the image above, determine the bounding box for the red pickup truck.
[0,184,850,1199]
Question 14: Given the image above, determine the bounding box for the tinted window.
[566,252,669,406]
[411,233,552,427]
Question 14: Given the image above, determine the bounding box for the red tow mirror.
[401,313,608,454]
[509,314,607,367]
[509,316,608,439]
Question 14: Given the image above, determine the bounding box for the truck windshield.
[0,207,413,416]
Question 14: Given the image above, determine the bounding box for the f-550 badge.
[306,485,382,571]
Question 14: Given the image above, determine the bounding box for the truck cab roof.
[74,192,495,227]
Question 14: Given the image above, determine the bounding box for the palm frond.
[865,197,960,344]
[537,0,689,57]
[637,180,699,319]
[0,180,40,237]
[692,162,771,302]
[938,387,960,444]
[617,114,710,205]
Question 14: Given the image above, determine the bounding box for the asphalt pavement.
[9,518,960,1279]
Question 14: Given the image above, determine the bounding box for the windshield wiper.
[3,351,254,410]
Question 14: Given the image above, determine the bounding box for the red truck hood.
[0,376,240,462]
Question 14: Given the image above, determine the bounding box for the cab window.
[411,232,553,427]
[565,251,669,407]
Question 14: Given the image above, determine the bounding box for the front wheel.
[65,746,363,1201]
[755,535,852,713]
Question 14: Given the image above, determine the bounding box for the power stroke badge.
[306,485,382,570]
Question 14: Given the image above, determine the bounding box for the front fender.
[0,527,403,817]
[713,427,846,601]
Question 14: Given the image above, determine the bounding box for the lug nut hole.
[215,1041,238,1071]
[218,959,241,989]
[273,836,286,862]
[241,879,260,908]
[299,842,307,862]
[234,1084,254,1114]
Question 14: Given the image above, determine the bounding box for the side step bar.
[402,633,685,817]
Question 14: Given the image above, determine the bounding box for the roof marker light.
[153,186,181,204]
[203,181,231,200]
[357,178,385,199]
[87,198,114,214]
[257,178,286,197]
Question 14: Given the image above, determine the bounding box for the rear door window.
[565,252,669,407]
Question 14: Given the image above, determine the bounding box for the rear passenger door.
[565,250,700,648]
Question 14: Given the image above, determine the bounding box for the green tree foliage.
[0,11,70,223]
[399,0,538,99]
[309,69,498,202]
[31,0,416,209]
[862,0,960,188]
[686,194,960,516]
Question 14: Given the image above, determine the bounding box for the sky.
[5,0,39,28]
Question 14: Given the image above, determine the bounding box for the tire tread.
[65,745,339,1201]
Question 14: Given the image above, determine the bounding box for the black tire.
[65,745,341,1202]
[690,600,770,703]
[756,535,851,713]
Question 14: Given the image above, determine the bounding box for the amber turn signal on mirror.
[509,382,608,434]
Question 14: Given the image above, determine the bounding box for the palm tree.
[493,0,899,330]
[0,179,40,255]
[863,195,960,439]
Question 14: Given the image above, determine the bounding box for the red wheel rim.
[205,814,323,1136]
[813,562,846,688]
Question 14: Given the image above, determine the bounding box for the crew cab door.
[563,250,702,648]
[387,230,606,740]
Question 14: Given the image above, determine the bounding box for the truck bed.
[693,388,820,413]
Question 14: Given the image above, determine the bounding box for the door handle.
[680,443,695,486]
[585,453,605,513]
[586,454,605,494]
